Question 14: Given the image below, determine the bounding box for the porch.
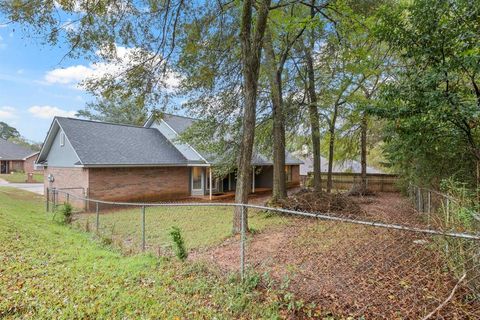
[189,165,279,200]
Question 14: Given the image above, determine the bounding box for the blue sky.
[0,23,92,142]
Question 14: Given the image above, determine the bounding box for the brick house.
[35,114,302,203]
[0,138,40,174]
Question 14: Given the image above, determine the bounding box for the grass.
[0,172,43,183]
[0,187,284,319]
[74,205,287,253]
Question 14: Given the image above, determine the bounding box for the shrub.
[61,203,73,224]
[169,226,188,261]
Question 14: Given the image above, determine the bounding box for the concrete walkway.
[0,178,44,195]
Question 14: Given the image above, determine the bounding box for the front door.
[191,167,204,196]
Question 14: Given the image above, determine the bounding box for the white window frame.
[191,167,204,195]
[60,132,65,147]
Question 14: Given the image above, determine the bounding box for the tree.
[263,5,309,202]
[77,97,149,125]
[375,0,480,188]
[233,0,271,233]
[1,0,191,112]
[302,0,323,192]
[0,122,20,140]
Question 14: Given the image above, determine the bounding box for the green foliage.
[76,97,149,126]
[0,121,20,140]
[439,179,479,229]
[0,187,284,318]
[169,226,188,261]
[7,135,42,151]
[61,203,73,224]
[374,0,480,188]
[1,123,41,151]
[75,205,286,251]
[0,172,43,183]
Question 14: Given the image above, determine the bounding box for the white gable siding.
[45,129,81,167]
[151,121,205,163]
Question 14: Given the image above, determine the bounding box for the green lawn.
[0,172,43,183]
[74,205,287,253]
[0,187,284,319]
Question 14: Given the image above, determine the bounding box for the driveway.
[0,179,44,195]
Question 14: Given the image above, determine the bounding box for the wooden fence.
[302,172,399,192]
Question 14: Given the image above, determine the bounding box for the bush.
[169,226,188,261]
[61,203,73,224]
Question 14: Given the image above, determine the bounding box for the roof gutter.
[75,163,212,168]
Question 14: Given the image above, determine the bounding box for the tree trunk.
[264,32,287,202]
[360,112,368,193]
[304,2,322,192]
[326,105,338,193]
[233,0,271,234]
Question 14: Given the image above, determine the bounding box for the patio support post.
[209,167,213,201]
[252,165,255,193]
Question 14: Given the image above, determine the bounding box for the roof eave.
[78,162,211,168]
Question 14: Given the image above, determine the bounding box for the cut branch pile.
[276,189,368,219]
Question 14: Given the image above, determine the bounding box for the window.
[285,166,292,183]
[192,167,203,190]
[60,132,65,147]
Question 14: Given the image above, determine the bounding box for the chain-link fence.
[46,187,480,318]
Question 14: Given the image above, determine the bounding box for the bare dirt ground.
[191,192,480,319]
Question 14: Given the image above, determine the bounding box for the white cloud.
[43,45,180,90]
[44,64,94,85]
[28,105,76,119]
[0,106,17,120]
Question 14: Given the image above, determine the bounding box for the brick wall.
[24,154,42,172]
[9,160,24,172]
[88,166,190,202]
[290,165,300,186]
[44,167,89,208]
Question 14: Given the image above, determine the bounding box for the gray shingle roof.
[56,118,190,166]
[0,138,37,160]
[162,114,195,134]
[162,114,303,166]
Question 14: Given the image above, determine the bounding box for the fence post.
[141,206,146,252]
[84,189,88,212]
[95,202,99,233]
[446,198,450,227]
[416,187,420,211]
[66,193,70,205]
[53,188,57,211]
[427,191,431,214]
[240,204,246,280]
[46,187,49,212]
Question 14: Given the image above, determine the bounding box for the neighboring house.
[299,156,383,177]
[36,114,302,203]
[0,138,40,174]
